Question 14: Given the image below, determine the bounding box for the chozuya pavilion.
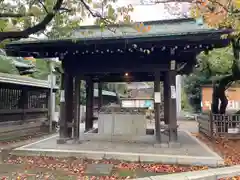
[5,18,231,145]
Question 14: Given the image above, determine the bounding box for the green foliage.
[80,81,86,105]
[94,1,133,27]
[0,55,19,74]
[198,47,233,77]
[0,0,134,41]
[184,46,234,112]
[181,88,193,112]
[30,59,50,80]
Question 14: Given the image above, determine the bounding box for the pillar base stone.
[169,142,181,148]
[73,139,82,144]
[154,143,169,148]
[153,142,181,148]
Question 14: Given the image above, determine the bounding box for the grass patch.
[116,168,135,177]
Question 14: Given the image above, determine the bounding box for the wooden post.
[85,78,94,131]
[154,70,161,143]
[163,77,169,125]
[98,82,103,110]
[47,90,52,132]
[57,73,67,144]
[73,77,80,141]
[65,73,74,138]
[165,60,178,142]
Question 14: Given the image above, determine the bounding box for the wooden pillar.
[77,80,81,137]
[73,77,81,140]
[164,60,178,142]
[57,73,67,144]
[85,78,94,131]
[98,82,103,110]
[154,70,161,143]
[164,76,169,125]
[65,73,74,138]
[47,89,52,132]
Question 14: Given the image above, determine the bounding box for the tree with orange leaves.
[147,0,240,114]
[187,0,240,115]
[133,0,240,114]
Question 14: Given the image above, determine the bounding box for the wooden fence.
[198,113,240,139]
[0,73,58,136]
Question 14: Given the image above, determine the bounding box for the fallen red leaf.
[196,134,240,165]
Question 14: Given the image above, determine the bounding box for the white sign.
[121,100,154,108]
[170,60,176,70]
[60,90,65,102]
[171,85,176,99]
[154,92,161,103]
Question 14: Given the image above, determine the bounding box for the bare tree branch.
[0,12,36,18]
[0,8,71,18]
[0,0,64,42]
[79,0,117,32]
[38,0,49,13]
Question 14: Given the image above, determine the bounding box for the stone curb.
[11,148,223,167]
[133,165,240,180]
[0,133,57,150]
[0,134,57,163]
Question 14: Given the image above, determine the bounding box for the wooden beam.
[5,35,229,59]
[92,74,164,82]
[71,64,169,74]
[85,72,162,80]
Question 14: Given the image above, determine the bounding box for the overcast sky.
[32,0,190,39]
[81,0,190,25]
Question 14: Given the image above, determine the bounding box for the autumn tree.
[0,0,134,82]
[0,0,134,43]
[154,0,240,114]
[187,0,240,114]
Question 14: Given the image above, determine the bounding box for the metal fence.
[0,73,58,135]
[0,87,49,123]
[198,113,240,139]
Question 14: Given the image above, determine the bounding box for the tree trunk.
[211,75,235,133]
[211,83,219,114]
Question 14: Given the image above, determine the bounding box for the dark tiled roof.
[6,18,230,46]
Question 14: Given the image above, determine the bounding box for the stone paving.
[15,131,211,157]
[6,120,222,167]
[11,130,223,167]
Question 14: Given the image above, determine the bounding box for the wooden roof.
[4,18,231,59]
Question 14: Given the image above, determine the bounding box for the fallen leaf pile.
[196,134,240,165]
[195,133,240,180]
[1,133,240,179]
[2,156,207,179]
